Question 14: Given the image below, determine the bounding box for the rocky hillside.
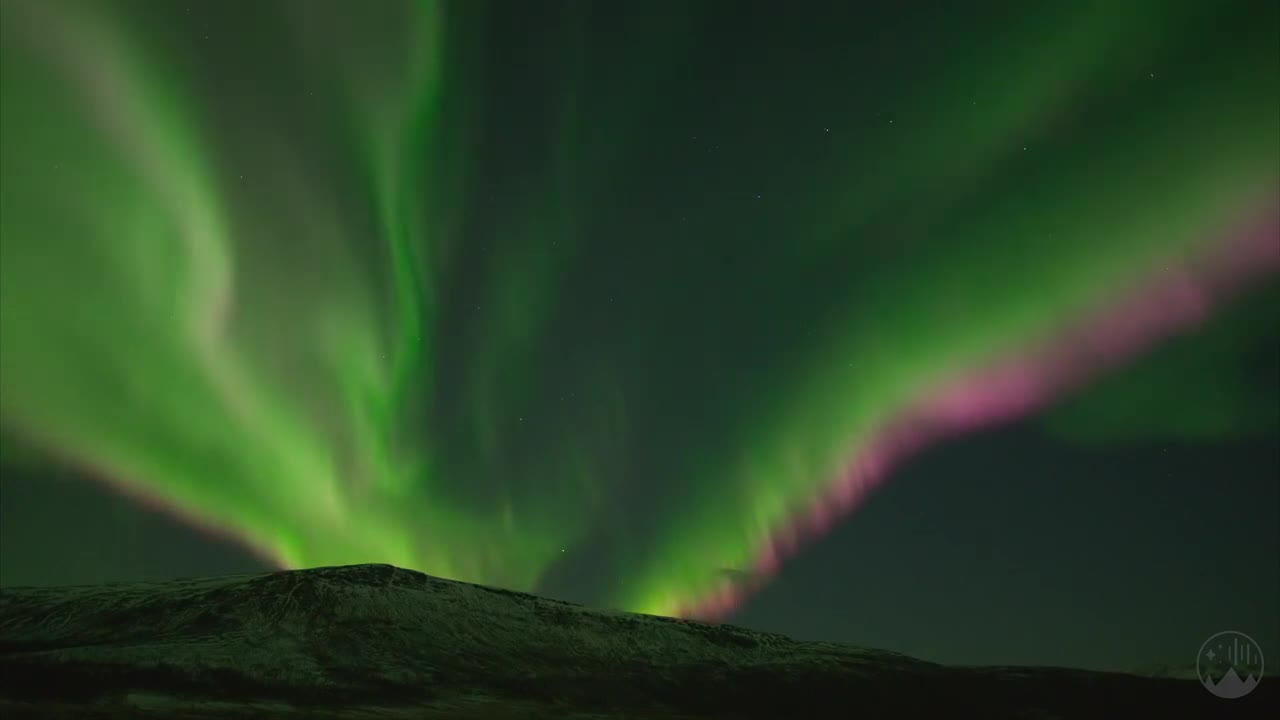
[0,564,1269,718]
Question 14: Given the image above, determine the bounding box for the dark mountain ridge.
[0,564,1270,718]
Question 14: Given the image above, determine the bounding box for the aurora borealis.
[1,0,1277,667]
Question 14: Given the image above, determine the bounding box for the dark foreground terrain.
[0,564,1271,718]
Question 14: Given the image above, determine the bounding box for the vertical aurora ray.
[1,0,1276,621]
[609,0,1279,617]
[0,0,580,590]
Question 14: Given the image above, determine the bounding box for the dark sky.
[1,0,1277,673]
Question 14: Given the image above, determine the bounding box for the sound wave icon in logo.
[1197,631,1264,699]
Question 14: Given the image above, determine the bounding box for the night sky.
[1,0,1277,673]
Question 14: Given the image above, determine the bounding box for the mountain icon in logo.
[1201,666,1259,700]
[1197,630,1264,699]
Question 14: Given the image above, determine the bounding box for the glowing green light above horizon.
[1,0,1276,617]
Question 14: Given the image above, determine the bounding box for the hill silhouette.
[0,564,1271,718]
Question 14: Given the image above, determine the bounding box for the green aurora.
[1,0,1277,617]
